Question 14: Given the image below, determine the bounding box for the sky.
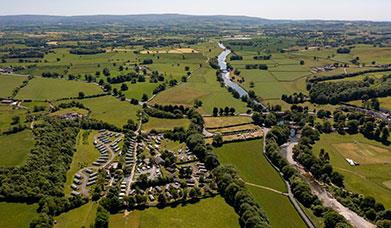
[0,0,390,21]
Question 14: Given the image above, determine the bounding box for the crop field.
[64,130,100,195]
[141,117,191,132]
[54,202,98,228]
[74,95,141,127]
[0,74,27,98]
[0,105,28,134]
[0,130,34,167]
[203,115,253,129]
[214,139,306,227]
[312,133,391,208]
[109,196,239,228]
[0,202,38,228]
[15,77,103,101]
[150,66,248,114]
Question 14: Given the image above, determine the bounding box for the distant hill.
[0,14,276,27]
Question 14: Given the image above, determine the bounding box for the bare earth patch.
[383,180,391,190]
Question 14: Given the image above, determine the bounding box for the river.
[217,43,249,98]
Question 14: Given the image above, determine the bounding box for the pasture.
[0,74,27,98]
[0,105,28,133]
[0,202,38,228]
[54,202,98,228]
[141,117,191,132]
[204,115,253,129]
[15,77,103,101]
[247,186,307,228]
[64,130,100,195]
[312,133,391,208]
[0,130,34,167]
[74,95,141,127]
[109,196,239,228]
[150,65,248,114]
[214,139,306,227]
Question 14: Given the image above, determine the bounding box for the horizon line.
[0,13,390,23]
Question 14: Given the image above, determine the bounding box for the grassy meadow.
[214,139,306,227]
[0,74,27,98]
[0,130,34,167]
[109,196,239,228]
[0,202,38,228]
[15,77,103,101]
[141,117,191,132]
[54,202,98,228]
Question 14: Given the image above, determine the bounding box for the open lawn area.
[0,74,27,98]
[141,117,191,133]
[64,130,100,195]
[214,139,305,227]
[204,115,253,129]
[312,133,391,208]
[15,77,103,101]
[109,196,239,228]
[54,202,98,228]
[0,130,34,167]
[72,95,141,127]
[0,202,38,228]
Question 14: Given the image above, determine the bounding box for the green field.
[214,139,306,227]
[204,115,253,129]
[0,74,27,98]
[313,133,391,208]
[141,117,191,132]
[109,196,239,228]
[247,186,307,228]
[151,65,248,115]
[0,202,38,227]
[54,202,98,228]
[73,95,141,127]
[0,105,28,133]
[64,130,100,195]
[15,77,103,101]
[0,130,34,167]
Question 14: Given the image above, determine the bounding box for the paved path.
[285,141,375,228]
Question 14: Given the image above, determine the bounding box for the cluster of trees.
[42,72,62,78]
[69,48,105,55]
[142,59,153,65]
[212,166,271,227]
[336,47,351,54]
[57,101,87,110]
[309,75,391,104]
[106,72,140,84]
[252,112,278,127]
[308,68,391,84]
[152,84,166,94]
[293,126,345,187]
[6,50,45,58]
[245,64,268,70]
[253,55,271,60]
[208,57,219,70]
[229,54,243,61]
[144,105,188,119]
[281,92,307,104]
[212,107,236,116]
[0,118,79,202]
